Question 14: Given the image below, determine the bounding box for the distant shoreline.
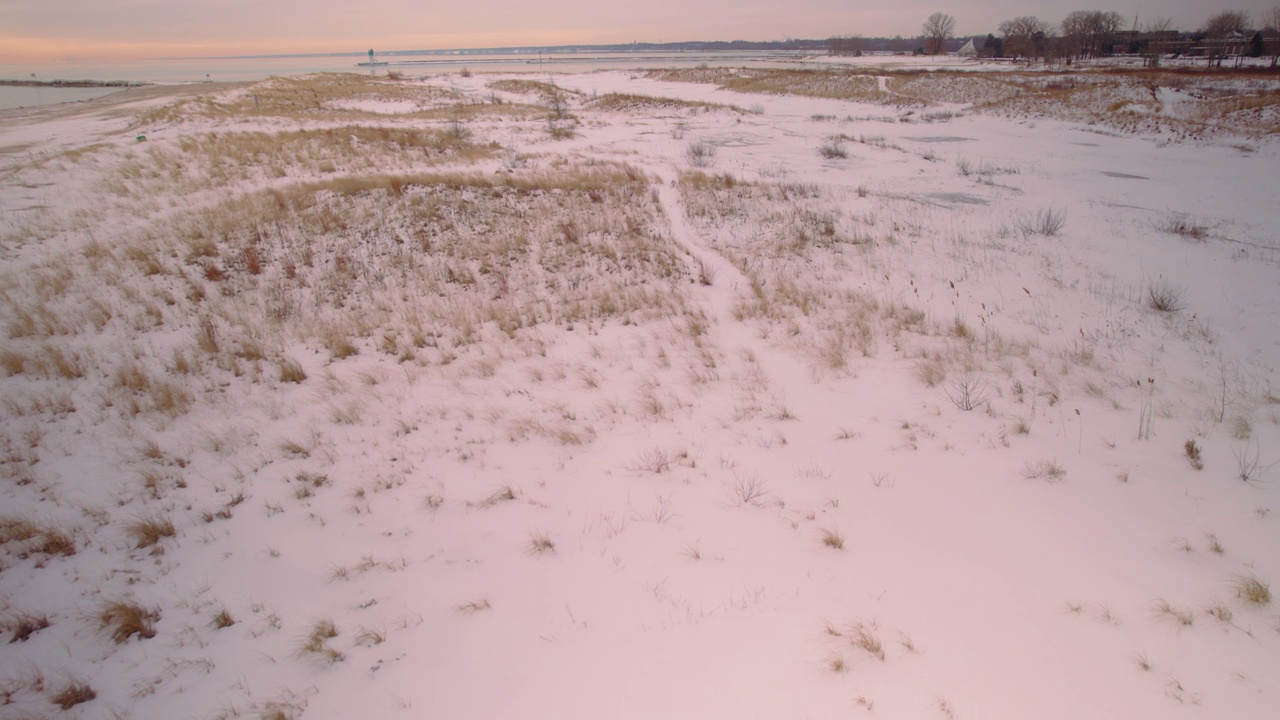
[0,79,149,89]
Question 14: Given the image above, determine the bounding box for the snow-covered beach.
[2,62,1279,719]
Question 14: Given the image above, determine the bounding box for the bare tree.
[1061,11,1090,58]
[923,13,957,55]
[1265,7,1280,67]
[1000,16,1056,62]
[1061,10,1124,59]
[1094,11,1124,55]
[1140,16,1178,67]
[1203,10,1250,37]
[1264,7,1280,31]
[1202,11,1251,67]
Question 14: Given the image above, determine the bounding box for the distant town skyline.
[2,0,1274,61]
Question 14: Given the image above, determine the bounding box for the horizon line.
[152,36,982,62]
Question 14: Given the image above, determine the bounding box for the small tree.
[1203,10,1249,37]
[1265,7,1280,67]
[1000,16,1056,63]
[1203,11,1250,67]
[982,33,1004,58]
[923,13,957,55]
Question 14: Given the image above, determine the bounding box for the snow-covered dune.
[2,67,1278,719]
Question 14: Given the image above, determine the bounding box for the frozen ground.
[1,66,1279,719]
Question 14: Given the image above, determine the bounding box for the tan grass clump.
[0,517,77,557]
[1234,574,1271,606]
[99,599,161,643]
[487,78,581,104]
[139,73,464,124]
[528,532,556,554]
[591,93,743,114]
[2,612,51,642]
[298,618,343,664]
[51,681,96,710]
[124,515,176,548]
[850,622,886,661]
[647,68,910,106]
[111,126,503,199]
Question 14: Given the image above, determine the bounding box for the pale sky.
[1,0,1273,61]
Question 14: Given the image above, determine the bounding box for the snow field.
[1,66,1279,719]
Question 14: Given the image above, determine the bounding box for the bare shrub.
[818,139,848,159]
[501,146,528,170]
[821,527,845,549]
[631,447,677,474]
[695,257,717,286]
[1157,215,1208,240]
[686,140,718,168]
[727,472,770,506]
[944,373,988,411]
[1018,207,1066,236]
[546,94,570,119]
[547,117,577,139]
[1146,277,1186,313]
[1021,459,1066,482]
[527,532,556,554]
[1233,441,1273,483]
[446,115,470,141]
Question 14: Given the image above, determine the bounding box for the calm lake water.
[0,85,124,111]
[0,49,807,110]
[0,50,807,82]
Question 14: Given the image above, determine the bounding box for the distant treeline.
[831,9,1280,68]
